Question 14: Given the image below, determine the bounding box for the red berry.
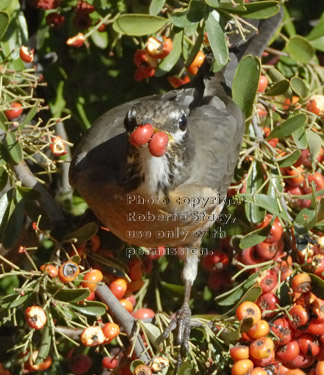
[69,354,92,375]
[102,356,118,369]
[20,46,34,63]
[132,308,155,319]
[130,124,154,147]
[148,132,169,157]
[5,102,23,120]
[275,340,300,362]
[40,264,58,278]
[259,269,278,293]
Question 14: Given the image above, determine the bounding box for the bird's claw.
[159,303,191,369]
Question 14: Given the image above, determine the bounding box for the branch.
[96,284,151,364]
[12,160,65,222]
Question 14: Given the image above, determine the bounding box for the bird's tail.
[223,7,284,87]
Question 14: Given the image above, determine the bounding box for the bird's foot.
[160,302,191,369]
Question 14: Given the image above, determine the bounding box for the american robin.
[69,9,283,362]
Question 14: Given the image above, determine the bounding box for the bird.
[69,8,283,364]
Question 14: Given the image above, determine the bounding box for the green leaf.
[245,160,265,223]
[318,198,324,223]
[308,37,324,53]
[155,31,183,76]
[63,222,98,243]
[309,273,324,299]
[295,208,317,230]
[232,55,261,118]
[264,80,289,96]
[205,10,228,70]
[239,317,254,333]
[278,150,301,168]
[293,126,308,149]
[282,4,296,37]
[2,190,24,249]
[36,324,50,364]
[4,132,23,164]
[161,281,184,294]
[185,24,204,67]
[0,0,12,10]
[170,10,192,28]
[90,30,108,49]
[205,0,220,7]
[178,361,194,375]
[218,0,245,11]
[229,1,280,19]
[112,14,168,36]
[49,80,66,118]
[51,287,90,303]
[267,66,286,82]
[0,275,19,295]
[0,292,30,308]
[242,194,289,221]
[149,0,165,15]
[235,286,262,307]
[70,301,106,316]
[19,105,38,129]
[170,0,206,27]
[0,188,9,228]
[130,360,145,373]
[143,322,161,348]
[306,130,323,165]
[217,274,258,306]
[239,226,270,249]
[307,12,324,41]
[269,114,307,139]
[306,13,324,52]
[286,35,315,64]
[0,11,9,41]
[267,167,283,197]
[290,77,307,98]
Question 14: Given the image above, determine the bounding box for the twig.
[11,160,65,223]
[95,284,151,363]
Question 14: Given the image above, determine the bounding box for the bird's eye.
[178,114,187,131]
[124,110,137,132]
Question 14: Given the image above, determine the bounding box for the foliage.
[0,0,324,374]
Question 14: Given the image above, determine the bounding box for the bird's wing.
[184,96,244,197]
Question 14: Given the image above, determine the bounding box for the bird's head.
[124,100,189,157]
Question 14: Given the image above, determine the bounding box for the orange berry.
[187,51,205,75]
[247,319,270,339]
[119,298,133,313]
[102,322,120,341]
[249,337,275,360]
[81,269,103,292]
[230,345,249,361]
[110,278,127,299]
[58,261,80,283]
[231,359,254,375]
[236,301,262,325]
[291,273,312,293]
[257,75,268,93]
